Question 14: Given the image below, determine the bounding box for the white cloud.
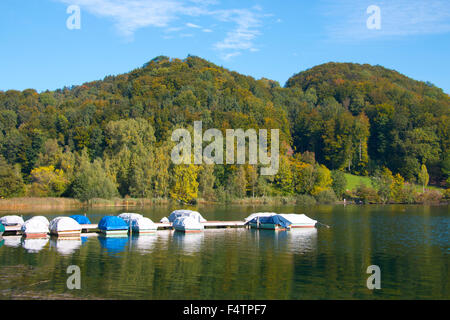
[323,0,450,40]
[186,22,202,28]
[212,8,264,60]
[56,0,268,59]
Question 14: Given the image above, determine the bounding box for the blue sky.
[1,0,449,93]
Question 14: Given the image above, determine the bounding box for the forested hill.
[0,56,448,201]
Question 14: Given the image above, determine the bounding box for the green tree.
[418,164,429,193]
[331,170,347,199]
[371,167,394,204]
[0,156,25,198]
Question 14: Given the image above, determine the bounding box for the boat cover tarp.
[248,215,292,229]
[118,213,143,224]
[173,216,204,230]
[98,216,128,231]
[169,210,206,223]
[0,224,4,234]
[29,216,50,227]
[160,217,170,223]
[21,219,49,234]
[244,212,276,222]
[130,217,157,231]
[0,215,24,226]
[49,217,82,232]
[70,215,91,225]
[277,214,317,226]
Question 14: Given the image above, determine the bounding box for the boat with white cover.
[173,216,205,233]
[118,213,143,225]
[168,210,207,223]
[277,214,317,228]
[130,217,157,234]
[49,217,82,237]
[21,218,49,238]
[0,215,24,227]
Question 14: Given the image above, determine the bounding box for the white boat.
[169,210,207,223]
[21,219,49,238]
[0,215,24,227]
[130,217,157,234]
[244,212,276,222]
[160,217,170,223]
[118,213,143,225]
[49,217,82,237]
[173,216,205,233]
[277,214,317,228]
[28,216,50,227]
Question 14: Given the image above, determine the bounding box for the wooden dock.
[2,221,247,236]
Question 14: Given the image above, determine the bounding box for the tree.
[371,167,394,203]
[29,166,69,197]
[71,151,118,202]
[0,156,25,198]
[331,170,347,199]
[170,164,199,203]
[198,164,216,201]
[418,164,429,193]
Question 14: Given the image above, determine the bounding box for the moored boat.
[277,214,317,228]
[98,216,129,237]
[118,213,143,225]
[21,219,49,238]
[130,217,157,234]
[0,223,4,236]
[0,215,24,227]
[244,212,276,222]
[173,216,204,233]
[49,217,82,237]
[70,215,91,225]
[168,210,207,223]
[247,215,291,231]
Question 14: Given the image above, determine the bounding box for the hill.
[0,56,448,202]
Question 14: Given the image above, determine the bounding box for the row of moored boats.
[0,210,318,239]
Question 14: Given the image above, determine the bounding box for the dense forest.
[0,56,448,204]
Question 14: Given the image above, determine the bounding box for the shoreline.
[0,196,447,213]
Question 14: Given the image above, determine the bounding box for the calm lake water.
[0,204,448,300]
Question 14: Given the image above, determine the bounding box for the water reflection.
[131,234,157,254]
[287,228,318,254]
[50,237,82,255]
[21,237,49,253]
[3,236,21,248]
[172,231,204,254]
[0,238,3,248]
[98,236,129,255]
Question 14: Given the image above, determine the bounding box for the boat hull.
[23,233,49,239]
[132,229,157,234]
[100,229,129,237]
[290,224,316,228]
[50,230,81,237]
[249,223,289,231]
[174,227,203,233]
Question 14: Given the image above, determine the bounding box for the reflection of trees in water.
[22,238,49,253]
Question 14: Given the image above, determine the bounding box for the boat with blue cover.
[247,214,292,231]
[98,216,129,237]
[70,215,91,225]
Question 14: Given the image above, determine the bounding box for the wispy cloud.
[212,7,264,60]
[56,0,267,59]
[322,0,450,40]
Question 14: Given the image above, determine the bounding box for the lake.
[0,204,448,300]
